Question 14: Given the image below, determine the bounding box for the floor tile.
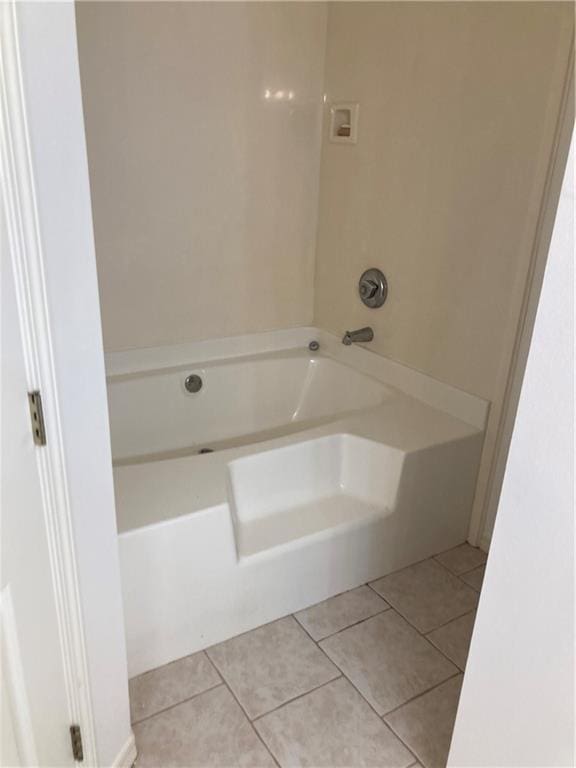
[426,612,476,670]
[434,544,487,575]
[385,676,463,768]
[319,611,457,715]
[129,651,221,723]
[294,586,389,641]
[255,677,414,768]
[460,565,485,591]
[133,684,275,767]
[370,559,478,633]
[207,616,339,719]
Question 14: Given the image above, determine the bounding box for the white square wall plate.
[329,102,360,144]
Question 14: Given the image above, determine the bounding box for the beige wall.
[315,1,572,399]
[76,2,327,351]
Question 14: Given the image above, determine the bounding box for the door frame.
[0,1,98,762]
[0,2,139,764]
[473,34,575,548]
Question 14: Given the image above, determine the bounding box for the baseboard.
[111,732,137,768]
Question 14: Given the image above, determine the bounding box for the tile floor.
[130,543,486,768]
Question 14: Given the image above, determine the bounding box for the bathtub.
[109,349,393,463]
[109,327,488,676]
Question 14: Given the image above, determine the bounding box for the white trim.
[0,585,38,766]
[475,36,575,547]
[0,2,97,764]
[111,733,137,768]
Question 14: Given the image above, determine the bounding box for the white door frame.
[0,1,98,763]
[1,3,134,766]
[473,35,575,548]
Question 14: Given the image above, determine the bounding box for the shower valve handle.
[359,279,378,300]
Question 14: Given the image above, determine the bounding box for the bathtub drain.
[198,448,214,454]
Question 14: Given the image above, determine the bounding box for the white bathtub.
[110,327,488,676]
[108,350,393,462]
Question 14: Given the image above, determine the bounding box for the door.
[1,3,133,765]
[1,214,74,766]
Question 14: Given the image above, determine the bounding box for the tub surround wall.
[76,2,327,351]
[314,2,573,542]
[315,2,572,394]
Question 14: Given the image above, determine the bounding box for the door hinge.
[27,390,46,446]
[70,724,84,762]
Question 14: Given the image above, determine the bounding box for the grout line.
[433,556,460,577]
[205,612,300,650]
[300,595,464,727]
[311,601,462,761]
[204,628,339,764]
[419,621,471,671]
[130,681,224,726]
[203,649,225,684]
[291,611,323,644]
[456,566,485,592]
[129,647,220,684]
[423,609,478,672]
[383,672,465,768]
[424,607,478,637]
[312,651,419,765]
[366,584,478,637]
[430,554,486,587]
[434,553,487,580]
[356,681,420,760]
[367,580,387,597]
[296,600,427,767]
[291,606,377,675]
[384,719,426,768]
[459,561,487,576]
[458,580,481,594]
[251,674,343,724]
[317,606,462,709]
[381,670,463,721]
[205,621,341,722]
[298,601,419,764]
[367,553,443,590]
[425,633,469,672]
[217,677,281,768]
[294,605,391,644]
[295,583,384,618]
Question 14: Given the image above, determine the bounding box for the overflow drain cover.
[184,374,203,393]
